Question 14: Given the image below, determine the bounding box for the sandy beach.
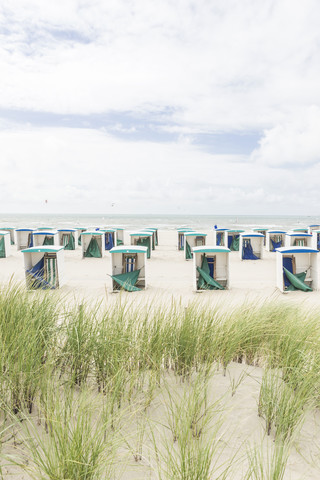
[1,229,320,479]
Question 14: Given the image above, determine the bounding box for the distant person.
[214,224,218,229]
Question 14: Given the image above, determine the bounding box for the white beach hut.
[308,225,320,234]
[101,228,117,251]
[227,230,245,251]
[253,228,268,246]
[115,228,124,245]
[33,230,59,247]
[285,232,312,248]
[177,228,193,251]
[311,230,320,251]
[213,228,229,247]
[143,228,158,249]
[184,232,207,260]
[265,230,286,252]
[193,246,230,291]
[276,247,318,293]
[81,231,104,258]
[16,228,35,250]
[109,245,148,292]
[239,232,264,260]
[58,229,78,250]
[0,231,11,258]
[22,245,64,289]
[0,227,16,245]
[130,232,153,259]
[75,228,87,246]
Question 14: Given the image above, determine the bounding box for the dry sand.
[1,229,320,479]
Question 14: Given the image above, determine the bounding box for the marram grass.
[0,284,320,478]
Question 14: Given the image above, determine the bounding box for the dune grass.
[0,284,320,478]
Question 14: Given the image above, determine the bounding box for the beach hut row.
[20,244,319,294]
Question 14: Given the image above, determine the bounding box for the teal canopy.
[111,269,141,292]
[185,240,192,259]
[137,237,151,259]
[283,267,312,292]
[197,256,224,290]
[0,236,5,258]
[84,237,102,258]
[43,236,54,246]
[62,233,75,250]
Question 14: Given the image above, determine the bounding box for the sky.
[1,0,320,215]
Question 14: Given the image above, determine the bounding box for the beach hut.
[227,230,245,251]
[143,228,158,249]
[0,231,11,258]
[130,232,153,259]
[16,228,35,250]
[265,230,286,252]
[58,229,78,250]
[115,228,124,245]
[177,228,193,251]
[22,246,64,289]
[308,225,320,234]
[311,230,320,251]
[239,232,264,260]
[276,247,318,293]
[193,246,230,291]
[213,228,229,247]
[109,245,148,292]
[33,230,59,247]
[0,227,16,245]
[253,228,268,246]
[101,228,117,251]
[75,227,87,246]
[184,232,207,260]
[285,232,312,248]
[81,231,104,258]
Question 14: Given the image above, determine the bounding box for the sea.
[0,213,320,231]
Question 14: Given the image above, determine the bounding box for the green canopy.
[117,239,124,246]
[78,235,82,246]
[43,236,54,246]
[84,237,102,258]
[283,267,312,292]
[63,233,75,250]
[0,237,5,258]
[111,269,141,292]
[46,257,57,287]
[185,241,192,259]
[230,236,240,251]
[197,256,224,290]
[137,237,151,259]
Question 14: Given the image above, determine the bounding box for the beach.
[1,228,320,479]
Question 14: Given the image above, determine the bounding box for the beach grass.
[0,284,320,478]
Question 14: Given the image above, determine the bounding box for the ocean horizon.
[0,213,319,231]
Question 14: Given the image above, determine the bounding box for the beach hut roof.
[193,246,231,253]
[240,232,264,238]
[184,232,207,237]
[0,227,15,230]
[286,232,312,237]
[253,228,268,231]
[110,246,148,254]
[228,229,245,233]
[21,246,64,253]
[57,228,76,232]
[16,228,35,232]
[276,247,318,254]
[0,230,10,236]
[81,231,104,236]
[214,228,229,232]
[130,232,153,237]
[33,230,58,235]
[100,228,116,232]
[292,228,308,231]
[177,228,193,232]
[268,230,286,234]
[309,224,320,227]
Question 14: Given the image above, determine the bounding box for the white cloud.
[0,0,320,131]
[251,106,320,167]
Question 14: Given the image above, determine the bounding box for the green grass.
[0,284,320,478]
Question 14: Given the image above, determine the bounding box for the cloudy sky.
[1,0,320,215]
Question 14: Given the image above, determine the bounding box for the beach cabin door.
[196,236,205,246]
[206,255,216,279]
[282,255,295,290]
[44,253,59,288]
[122,253,137,273]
